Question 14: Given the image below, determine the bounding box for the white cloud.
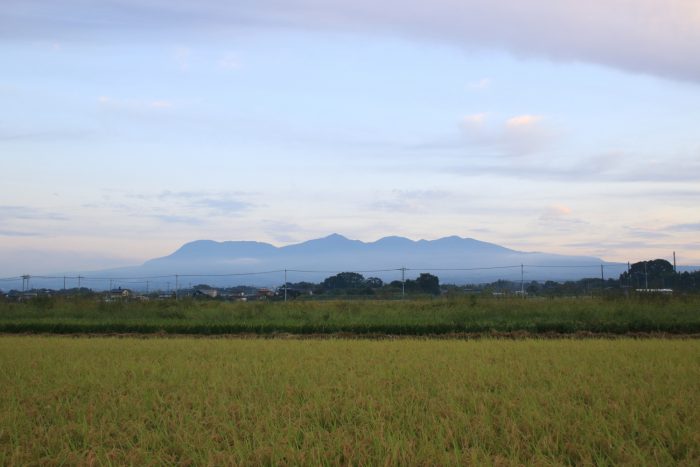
[2,0,697,82]
[541,204,572,219]
[460,113,553,156]
[461,113,487,137]
[506,115,542,128]
[0,206,69,222]
[0,230,41,237]
[129,190,254,215]
[370,189,450,213]
[462,113,486,126]
[503,115,550,155]
[666,222,700,232]
[538,204,587,231]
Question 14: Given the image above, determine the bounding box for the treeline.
[2,259,698,301]
[284,272,441,298]
[450,260,698,297]
[286,260,699,298]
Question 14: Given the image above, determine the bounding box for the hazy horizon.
[0,233,692,280]
[2,0,699,275]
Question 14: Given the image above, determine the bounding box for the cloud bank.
[3,1,699,82]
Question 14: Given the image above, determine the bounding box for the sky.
[1,0,699,275]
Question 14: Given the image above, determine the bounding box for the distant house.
[222,292,247,302]
[256,288,276,300]
[108,288,132,300]
[636,288,673,294]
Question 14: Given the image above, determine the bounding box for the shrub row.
[1,320,698,335]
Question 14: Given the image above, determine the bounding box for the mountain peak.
[433,235,464,242]
[323,233,349,241]
[151,238,276,263]
[373,236,415,247]
[375,235,412,241]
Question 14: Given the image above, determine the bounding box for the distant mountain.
[78,234,632,289]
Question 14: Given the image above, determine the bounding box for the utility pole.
[77,275,83,290]
[175,275,179,300]
[63,276,66,291]
[146,281,149,294]
[673,251,677,273]
[520,264,524,297]
[627,261,632,289]
[284,269,288,302]
[401,267,406,299]
[22,275,30,291]
[644,262,649,289]
[600,264,605,288]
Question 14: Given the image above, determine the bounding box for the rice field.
[1,337,698,465]
[2,295,699,335]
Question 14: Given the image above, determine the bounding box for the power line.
[523,264,605,268]
[289,268,402,274]
[174,270,286,277]
[1,262,693,286]
[409,265,521,271]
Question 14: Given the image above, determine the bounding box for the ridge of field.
[0,337,698,465]
[1,295,699,335]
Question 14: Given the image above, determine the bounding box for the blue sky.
[1,0,699,275]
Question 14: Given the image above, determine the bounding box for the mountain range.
[82,234,636,289]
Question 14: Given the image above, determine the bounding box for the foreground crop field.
[1,295,700,335]
[1,338,698,465]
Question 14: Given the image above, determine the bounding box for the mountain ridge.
[156,233,519,261]
[18,233,695,290]
[111,233,625,287]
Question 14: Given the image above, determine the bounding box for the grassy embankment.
[0,337,698,465]
[0,295,699,335]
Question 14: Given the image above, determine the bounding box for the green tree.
[620,259,675,289]
[365,277,384,289]
[415,273,440,295]
[321,272,366,292]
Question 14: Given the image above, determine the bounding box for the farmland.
[1,295,699,336]
[0,337,698,465]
